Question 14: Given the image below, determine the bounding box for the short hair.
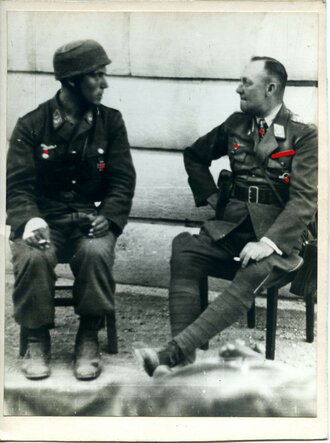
[251,56,288,91]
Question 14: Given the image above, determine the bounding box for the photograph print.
[1,2,326,434]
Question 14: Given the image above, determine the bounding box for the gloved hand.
[22,217,51,250]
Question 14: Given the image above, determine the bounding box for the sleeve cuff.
[107,219,122,237]
[22,217,48,240]
[260,237,283,255]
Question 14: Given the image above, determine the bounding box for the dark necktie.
[257,118,268,140]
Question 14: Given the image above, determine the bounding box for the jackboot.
[135,340,188,377]
[21,326,51,380]
[74,316,103,380]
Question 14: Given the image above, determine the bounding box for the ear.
[266,81,277,96]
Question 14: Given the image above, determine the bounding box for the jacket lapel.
[254,126,279,163]
[253,104,289,164]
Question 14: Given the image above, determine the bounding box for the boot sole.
[23,370,51,380]
[74,361,102,381]
[74,369,101,381]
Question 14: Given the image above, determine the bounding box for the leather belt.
[232,183,287,205]
[44,190,91,204]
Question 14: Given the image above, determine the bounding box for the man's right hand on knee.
[23,217,51,250]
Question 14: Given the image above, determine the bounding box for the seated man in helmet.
[6,40,136,380]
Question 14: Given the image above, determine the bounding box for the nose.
[101,76,108,89]
[236,83,243,95]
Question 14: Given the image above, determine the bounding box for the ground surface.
[4,276,317,374]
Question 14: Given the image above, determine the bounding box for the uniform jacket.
[7,92,136,238]
[184,104,318,256]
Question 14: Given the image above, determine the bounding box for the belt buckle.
[248,186,259,203]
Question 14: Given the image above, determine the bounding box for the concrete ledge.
[7,73,317,149]
[130,149,227,221]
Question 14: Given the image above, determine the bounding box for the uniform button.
[72,150,77,154]
[97,148,104,154]
[72,180,76,184]
[280,161,285,166]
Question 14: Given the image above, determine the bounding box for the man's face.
[236,61,269,116]
[76,65,108,105]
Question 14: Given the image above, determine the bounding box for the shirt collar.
[256,103,283,127]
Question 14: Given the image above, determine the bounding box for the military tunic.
[7,92,136,328]
[7,92,136,237]
[184,104,317,255]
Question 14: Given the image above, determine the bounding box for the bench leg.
[106,312,118,354]
[306,291,315,343]
[200,277,209,351]
[266,287,278,360]
[247,300,256,328]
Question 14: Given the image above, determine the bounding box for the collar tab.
[274,123,285,139]
[85,111,93,124]
[52,109,64,129]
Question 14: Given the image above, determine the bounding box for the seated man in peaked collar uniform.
[137,56,317,376]
[7,40,136,380]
